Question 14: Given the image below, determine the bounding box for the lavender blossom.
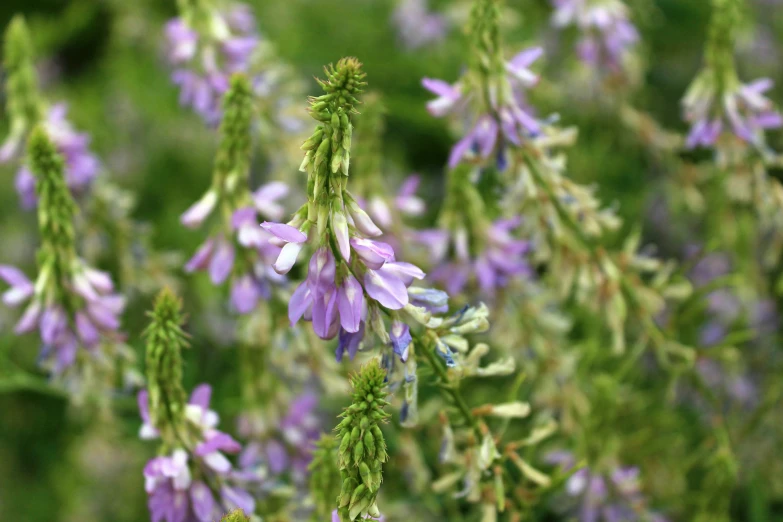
[419,217,531,296]
[683,76,783,149]
[140,386,257,521]
[262,59,435,365]
[422,46,543,168]
[551,0,639,75]
[165,4,260,124]
[547,452,668,522]
[392,0,448,50]
[3,103,100,209]
[238,392,321,481]
[181,76,286,314]
[141,291,259,522]
[0,129,123,374]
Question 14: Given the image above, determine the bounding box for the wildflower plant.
[4,1,783,522]
[182,73,285,313]
[1,16,100,208]
[0,128,128,383]
[140,288,258,521]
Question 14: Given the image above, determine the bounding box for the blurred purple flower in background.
[392,0,448,50]
[551,0,639,74]
[2,103,100,209]
[165,5,260,124]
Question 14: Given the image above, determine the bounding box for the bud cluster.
[423,0,543,169]
[334,363,390,521]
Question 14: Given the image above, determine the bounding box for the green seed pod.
[331,111,340,128]
[349,483,366,508]
[353,441,364,465]
[314,137,331,167]
[359,461,372,490]
[350,426,361,442]
[364,430,375,459]
[339,477,354,508]
[339,432,351,455]
[360,416,369,431]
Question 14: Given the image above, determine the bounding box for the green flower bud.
[29,128,78,275]
[353,441,364,465]
[3,16,43,150]
[308,434,342,519]
[363,430,375,459]
[220,509,250,522]
[143,288,190,441]
[333,362,389,520]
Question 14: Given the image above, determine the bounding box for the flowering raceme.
[261,58,430,362]
[550,0,639,75]
[0,17,100,209]
[181,74,287,314]
[140,289,258,521]
[165,2,260,124]
[682,0,782,150]
[0,128,124,373]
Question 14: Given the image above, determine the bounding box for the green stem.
[411,331,481,438]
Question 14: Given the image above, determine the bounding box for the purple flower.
[548,451,667,522]
[551,0,639,74]
[165,6,260,124]
[253,181,289,221]
[0,258,124,373]
[7,104,100,209]
[422,218,531,296]
[336,322,366,361]
[423,47,543,167]
[364,265,413,310]
[180,191,218,229]
[139,386,258,521]
[0,265,33,306]
[230,273,269,314]
[683,76,783,148]
[392,0,448,50]
[390,320,412,362]
[350,238,396,270]
[337,274,365,333]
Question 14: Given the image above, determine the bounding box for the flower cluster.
[415,165,532,297]
[391,0,448,50]
[0,17,100,209]
[238,391,321,480]
[682,0,782,151]
[0,128,124,373]
[182,74,287,313]
[422,0,543,168]
[140,289,258,522]
[547,452,669,522]
[165,2,259,124]
[550,0,639,75]
[262,58,434,364]
[334,362,389,522]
